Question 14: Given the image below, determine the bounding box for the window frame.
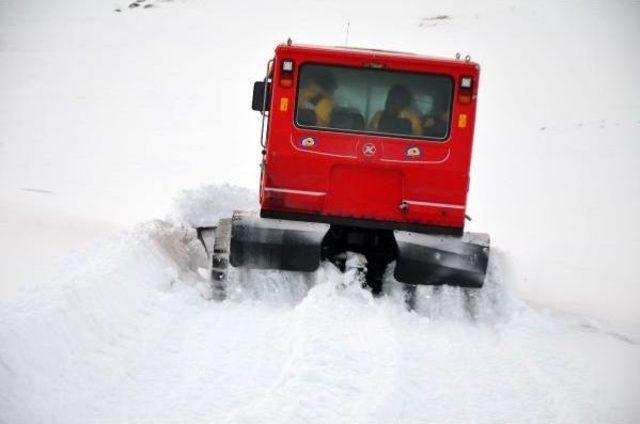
[293,62,455,142]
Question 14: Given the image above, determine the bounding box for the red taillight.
[279,59,294,88]
[458,91,472,104]
[280,78,293,88]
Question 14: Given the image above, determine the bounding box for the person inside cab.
[422,94,451,138]
[368,85,422,136]
[297,69,337,127]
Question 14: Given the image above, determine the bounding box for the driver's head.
[300,68,337,96]
[385,85,412,115]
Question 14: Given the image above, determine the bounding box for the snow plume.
[1,184,639,423]
[168,184,257,227]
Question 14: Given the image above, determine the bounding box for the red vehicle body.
[259,44,480,236]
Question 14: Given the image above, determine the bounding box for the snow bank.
[1,185,638,423]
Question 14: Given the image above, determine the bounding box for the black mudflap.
[229,211,330,272]
[394,231,490,288]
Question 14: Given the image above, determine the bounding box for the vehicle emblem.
[300,137,316,148]
[406,146,422,157]
[362,143,377,156]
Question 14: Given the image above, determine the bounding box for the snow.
[169,184,257,227]
[1,210,638,423]
[1,0,640,421]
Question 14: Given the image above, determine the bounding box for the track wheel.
[210,218,232,301]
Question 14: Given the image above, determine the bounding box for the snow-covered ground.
[1,189,639,423]
[1,0,639,422]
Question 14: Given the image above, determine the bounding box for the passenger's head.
[429,90,451,121]
[385,85,413,115]
[430,94,450,121]
[300,68,337,96]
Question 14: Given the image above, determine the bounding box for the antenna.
[345,22,351,46]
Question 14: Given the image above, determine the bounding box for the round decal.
[300,137,316,148]
[406,146,422,157]
[362,143,377,156]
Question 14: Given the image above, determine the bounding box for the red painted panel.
[326,165,403,220]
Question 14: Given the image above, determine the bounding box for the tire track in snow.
[224,275,402,424]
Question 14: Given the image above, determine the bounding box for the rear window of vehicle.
[295,63,454,141]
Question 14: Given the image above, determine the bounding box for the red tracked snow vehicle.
[198,42,489,296]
